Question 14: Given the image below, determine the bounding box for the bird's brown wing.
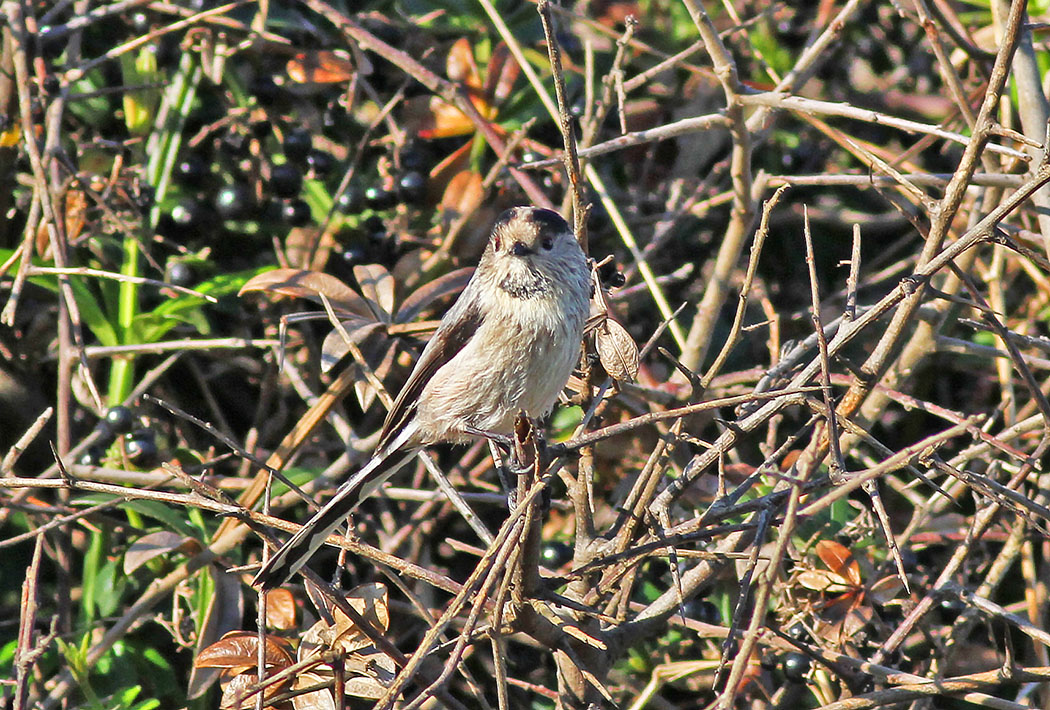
[376,297,484,451]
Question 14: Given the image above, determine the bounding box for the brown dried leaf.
[815,540,861,586]
[37,188,86,256]
[438,169,484,219]
[284,226,331,271]
[320,320,381,373]
[195,631,295,670]
[297,656,394,701]
[353,338,398,412]
[446,38,482,89]
[353,264,395,323]
[219,669,290,709]
[187,565,246,698]
[595,317,639,382]
[264,588,297,631]
[239,269,371,319]
[292,672,337,710]
[395,267,473,324]
[219,672,256,709]
[868,574,905,605]
[300,583,389,658]
[484,43,520,104]
[343,649,396,698]
[123,530,196,574]
[64,188,87,243]
[796,569,854,595]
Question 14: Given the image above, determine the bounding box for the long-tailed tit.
[254,207,590,589]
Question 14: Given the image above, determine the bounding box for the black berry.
[250,75,283,107]
[282,199,311,226]
[306,150,335,176]
[250,119,272,139]
[175,154,207,183]
[539,541,573,569]
[168,262,195,286]
[782,653,811,683]
[125,436,159,467]
[335,185,364,215]
[364,185,397,210]
[283,129,312,164]
[169,198,215,236]
[269,163,303,198]
[104,405,135,434]
[78,444,105,467]
[397,171,426,204]
[214,183,253,220]
[399,140,432,172]
[363,215,386,238]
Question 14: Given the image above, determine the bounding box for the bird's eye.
[541,237,554,250]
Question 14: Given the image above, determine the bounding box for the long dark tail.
[253,447,416,589]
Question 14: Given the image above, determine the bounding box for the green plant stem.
[108,53,202,404]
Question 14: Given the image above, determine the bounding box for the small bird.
[254,207,591,589]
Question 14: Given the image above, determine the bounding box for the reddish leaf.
[445,37,482,89]
[287,50,354,84]
[438,170,484,220]
[263,588,297,631]
[484,43,520,104]
[414,98,478,139]
[195,631,295,670]
[815,540,862,586]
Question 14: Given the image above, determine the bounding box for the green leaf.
[111,685,142,709]
[133,269,266,343]
[0,639,18,667]
[92,556,127,619]
[121,46,163,136]
[550,405,583,441]
[80,529,104,625]
[0,258,121,347]
[73,495,202,538]
[71,277,121,346]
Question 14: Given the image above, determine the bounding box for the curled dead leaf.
[195,631,295,671]
[263,588,298,631]
[239,269,371,318]
[292,672,337,709]
[218,669,289,709]
[299,583,389,658]
[815,540,861,586]
[595,317,639,382]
